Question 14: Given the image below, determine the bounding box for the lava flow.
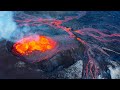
[13,11,120,79]
[12,35,57,56]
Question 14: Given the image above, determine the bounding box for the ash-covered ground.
[0,11,120,79]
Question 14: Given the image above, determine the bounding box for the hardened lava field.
[0,11,120,79]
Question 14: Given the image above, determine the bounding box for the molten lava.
[12,35,57,56]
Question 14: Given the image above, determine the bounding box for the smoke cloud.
[0,11,17,41]
[0,11,32,43]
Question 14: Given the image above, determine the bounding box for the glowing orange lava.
[12,35,57,55]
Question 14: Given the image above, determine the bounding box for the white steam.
[0,11,17,41]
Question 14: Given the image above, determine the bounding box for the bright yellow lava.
[12,35,57,55]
